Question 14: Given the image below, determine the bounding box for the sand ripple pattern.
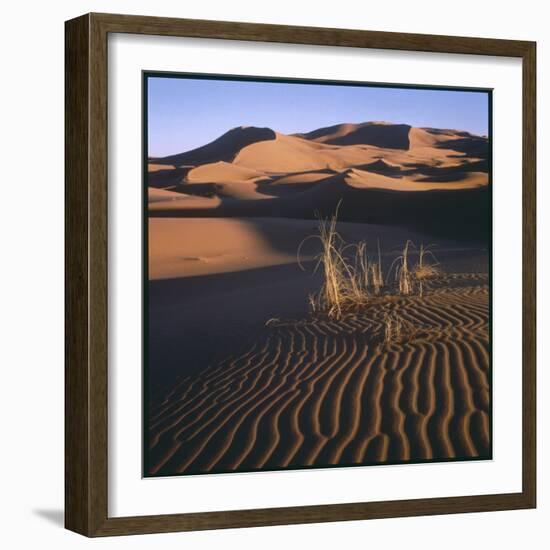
[147,276,491,475]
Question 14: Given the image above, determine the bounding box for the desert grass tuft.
[370,239,384,295]
[390,240,414,296]
[413,244,442,296]
[388,241,443,297]
[299,207,443,319]
[298,203,384,320]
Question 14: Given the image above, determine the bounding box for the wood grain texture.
[64,12,536,537]
[88,12,109,536]
[521,42,537,508]
[93,12,533,56]
[65,14,92,535]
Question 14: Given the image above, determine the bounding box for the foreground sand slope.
[147,275,490,475]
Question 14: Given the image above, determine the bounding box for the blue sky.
[147,76,490,157]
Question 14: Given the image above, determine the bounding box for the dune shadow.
[148,166,192,188]
[148,183,491,243]
[402,159,488,176]
[255,181,320,198]
[148,261,320,386]
[436,136,489,159]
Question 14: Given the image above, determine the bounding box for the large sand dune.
[153,126,277,167]
[148,122,490,239]
[296,121,412,149]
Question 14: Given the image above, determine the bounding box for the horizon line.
[148,121,488,159]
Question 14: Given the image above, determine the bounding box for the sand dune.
[185,161,267,183]
[179,162,271,200]
[231,130,481,174]
[233,133,334,172]
[345,168,488,191]
[148,122,489,242]
[154,126,277,167]
[148,187,193,203]
[149,164,487,208]
[180,180,268,201]
[150,123,488,193]
[147,275,490,475]
[148,163,176,172]
[409,126,461,149]
[296,121,412,149]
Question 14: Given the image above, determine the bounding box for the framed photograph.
[65,13,536,536]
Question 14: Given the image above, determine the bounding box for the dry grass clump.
[298,205,384,320]
[389,241,442,297]
[370,240,384,296]
[298,206,442,320]
[413,244,442,296]
[390,239,414,295]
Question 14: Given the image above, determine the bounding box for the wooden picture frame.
[65,12,536,537]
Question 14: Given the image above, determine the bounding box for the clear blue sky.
[147,76,489,157]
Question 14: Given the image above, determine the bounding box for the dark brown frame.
[65,12,536,537]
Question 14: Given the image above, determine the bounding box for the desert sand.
[145,121,491,476]
[148,275,490,474]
